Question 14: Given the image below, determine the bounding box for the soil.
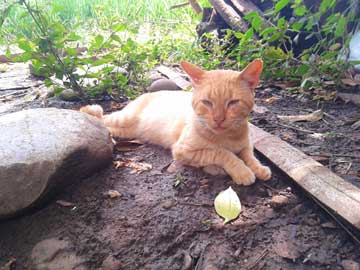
[0,64,360,269]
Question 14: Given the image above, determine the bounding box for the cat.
[80,59,271,185]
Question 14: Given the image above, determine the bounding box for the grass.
[2,0,201,26]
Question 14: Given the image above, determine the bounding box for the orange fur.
[80,59,271,185]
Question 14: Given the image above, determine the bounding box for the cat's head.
[180,59,263,134]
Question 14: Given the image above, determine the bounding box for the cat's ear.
[239,59,263,90]
[180,61,205,85]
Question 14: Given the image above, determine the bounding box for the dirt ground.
[0,64,360,269]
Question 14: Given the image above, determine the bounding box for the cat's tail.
[80,104,104,119]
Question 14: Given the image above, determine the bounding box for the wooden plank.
[249,123,360,230]
[156,65,191,90]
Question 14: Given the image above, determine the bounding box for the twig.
[170,2,189,10]
[276,122,315,134]
[178,201,213,208]
[312,153,360,159]
[189,0,202,14]
[248,248,269,269]
[345,162,353,174]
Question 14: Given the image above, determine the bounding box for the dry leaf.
[115,140,143,152]
[341,78,358,87]
[273,241,300,261]
[337,93,360,105]
[2,257,16,270]
[214,187,241,224]
[106,190,121,199]
[351,120,360,130]
[278,110,323,122]
[253,104,269,114]
[265,96,279,104]
[56,200,75,207]
[114,158,152,174]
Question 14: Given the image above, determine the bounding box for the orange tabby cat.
[80,59,271,185]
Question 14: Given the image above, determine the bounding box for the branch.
[208,0,249,33]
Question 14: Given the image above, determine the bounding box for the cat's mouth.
[212,125,228,132]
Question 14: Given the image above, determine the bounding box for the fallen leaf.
[337,93,360,105]
[265,96,279,104]
[308,133,326,140]
[352,120,360,130]
[114,158,152,175]
[321,221,338,229]
[278,109,323,122]
[115,140,143,152]
[253,104,269,114]
[2,257,16,270]
[214,187,241,224]
[273,241,300,261]
[341,78,359,87]
[323,80,335,86]
[56,200,75,207]
[106,190,121,199]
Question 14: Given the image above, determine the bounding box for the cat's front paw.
[231,166,256,186]
[203,165,227,176]
[253,165,272,181]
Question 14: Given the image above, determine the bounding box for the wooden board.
[250,123,360,230]
[156,65,191,90]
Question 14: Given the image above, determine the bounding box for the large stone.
[0,108,113,218]
[31,238,87,270]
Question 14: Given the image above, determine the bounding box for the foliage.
[226,0,359,89]
[0,0,358,101]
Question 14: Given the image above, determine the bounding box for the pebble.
[162,199,176,209]
[101,255,122,270]
[342,260,360,270]
[270,195,289,209]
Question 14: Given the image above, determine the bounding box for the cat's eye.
[227,99,240,107]
[201,100,213,108]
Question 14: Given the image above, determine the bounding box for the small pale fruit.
[214,186,242,224]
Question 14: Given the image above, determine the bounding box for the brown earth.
[0,64,359,269]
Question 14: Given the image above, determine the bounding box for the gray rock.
[31,238,86,270]
[59,89,80,102]
[342,260,360,270]
[146,78,181,92]
[0,108,113,218]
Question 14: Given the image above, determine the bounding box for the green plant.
[227,0,359,88]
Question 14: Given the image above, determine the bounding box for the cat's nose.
[214,115,225,125]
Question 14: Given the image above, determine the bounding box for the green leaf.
[67,32,82,41]
[291,22,304,31]
[335,17,346,38]
[243,11,258,21]
[5,48,11,58]
[242,28,254,43]
[65,48,77,57]
[277,17,286,28]
[251,16,263,31]
[274,0,290,13]
[111,23,126,32]
[13,52,32,62]
[214,187,241,224]
[18,39,34,52]
[44,79,53,87]
[94,34,104,48]
[0,4,13,27]
[294,5,307,16]
[320,0,335,13]
[296,64,310,76]
[260,27,276,37]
